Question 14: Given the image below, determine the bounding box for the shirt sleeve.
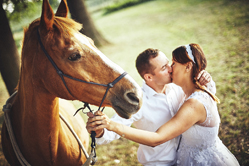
[206,79,216,95]
[96,113,136,145]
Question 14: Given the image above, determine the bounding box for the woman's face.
[171,59,186,86]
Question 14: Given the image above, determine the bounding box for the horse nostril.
[126,92,140,105]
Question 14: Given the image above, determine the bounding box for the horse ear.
[55,0,68,18]
[40,0,54,31]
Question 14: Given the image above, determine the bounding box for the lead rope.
[73,83,115,165]
[2,91,31,166]
[74,72,128,165]
[74,103,104,165]
[59,113,89,159]
[60,113,98,166]
[2,91,92,166]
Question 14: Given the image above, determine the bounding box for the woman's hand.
[86,111,113,137]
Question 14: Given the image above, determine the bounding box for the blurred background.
[0,0,248,165]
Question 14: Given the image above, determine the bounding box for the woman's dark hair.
[172,43,219,103]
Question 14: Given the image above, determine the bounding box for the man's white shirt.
[96,81,216,166]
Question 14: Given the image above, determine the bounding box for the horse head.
[21,0,142,119]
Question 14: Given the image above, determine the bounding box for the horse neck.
[15,74,61,139]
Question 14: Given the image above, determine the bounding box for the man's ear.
[144,73,153,82]
[185,62,193,72]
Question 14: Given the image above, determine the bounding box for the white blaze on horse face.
[74,33,124,74]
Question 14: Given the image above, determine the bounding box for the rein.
[2,92,89,166]
[2,91,31,166]
[37,28,127,165]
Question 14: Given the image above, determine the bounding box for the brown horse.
[1,0,142,165]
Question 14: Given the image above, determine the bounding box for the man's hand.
[86,112,104,138]
[196,70,212,86]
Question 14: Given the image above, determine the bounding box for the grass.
[0,0,249,165]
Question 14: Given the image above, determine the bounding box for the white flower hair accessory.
[185,44,195,63]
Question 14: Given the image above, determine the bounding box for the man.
[86,48,215,166]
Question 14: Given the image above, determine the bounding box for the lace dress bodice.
[176,91,239,166]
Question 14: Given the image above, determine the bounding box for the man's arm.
[87,113,136,145]
[197,70,216,94]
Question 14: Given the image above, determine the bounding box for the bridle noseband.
[37,28,127,165]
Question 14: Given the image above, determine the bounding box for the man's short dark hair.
[136,48,159,79]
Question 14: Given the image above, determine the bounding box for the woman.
[87,43,240,166]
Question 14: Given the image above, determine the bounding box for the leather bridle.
[37,28,127,111]
[37,28,127,165]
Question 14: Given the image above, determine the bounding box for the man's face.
[149,51,172,86]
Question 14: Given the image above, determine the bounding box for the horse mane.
[54,16,83,37]
[22,16,83,51]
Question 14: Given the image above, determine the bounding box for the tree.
[67,0,109,47]
[0,0,20,95]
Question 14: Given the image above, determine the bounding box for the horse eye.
[68,53,81,61]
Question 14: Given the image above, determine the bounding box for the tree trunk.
[0,1,20,95]
[67,0,109,47]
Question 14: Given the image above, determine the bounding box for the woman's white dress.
[176,91,240,166]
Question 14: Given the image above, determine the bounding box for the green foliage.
[7,1,42,22]
[103,0,152,15]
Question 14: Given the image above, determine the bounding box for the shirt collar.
[142,81,158,97]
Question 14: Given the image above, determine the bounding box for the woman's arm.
[87,98,206,147]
